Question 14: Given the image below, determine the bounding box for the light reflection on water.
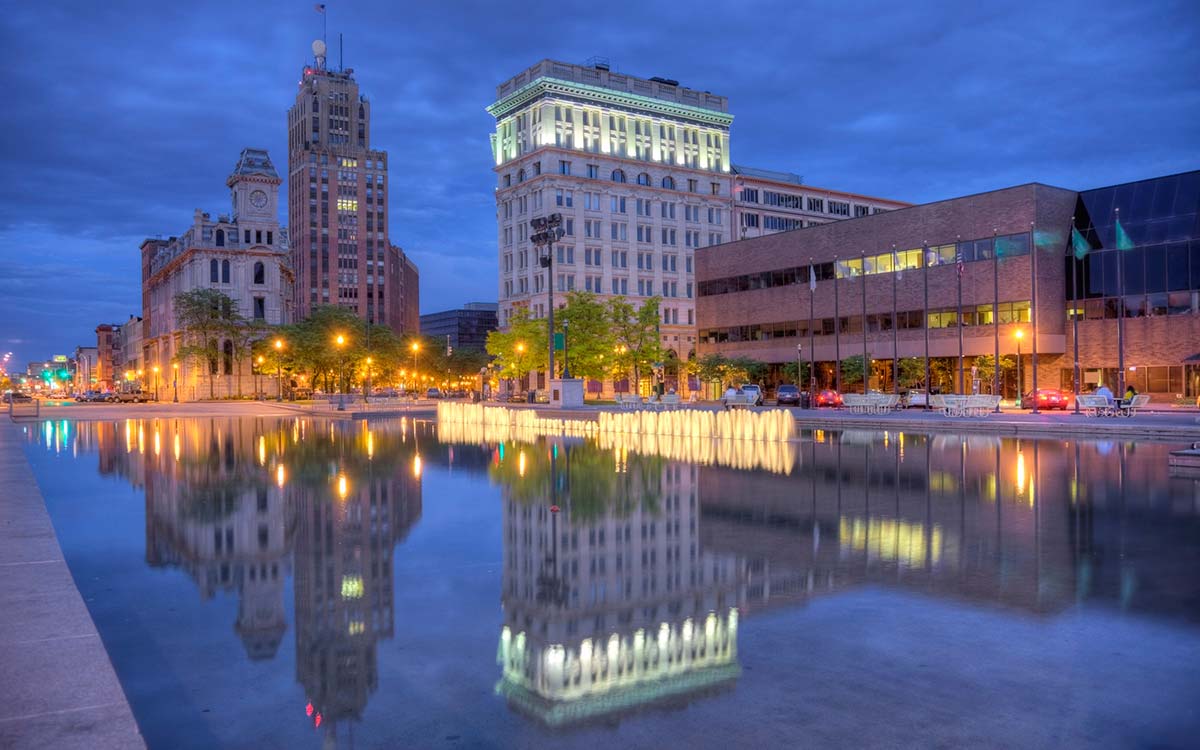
[21,417,1200,748]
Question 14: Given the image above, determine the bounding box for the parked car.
[425,387,443,399]
[775,384,801,406]
[905,389,928,408]
[3,391,33,404]
[372,387,399,398]
[1019,388,1070,410]
[814,389,843,407]
[739,384,764,406]
[114,390,154,403]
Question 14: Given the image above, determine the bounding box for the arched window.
[611,169,626,183]
[253,262,265,285]
[517,168,526,183]
[222,340,233,375]
[637,173,651,186]
[210,259,219,283]
[215,229,225,247]
[662,176,676,190]
[221,260,230,283]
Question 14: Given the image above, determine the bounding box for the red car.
[1020,389,1070,410]
[814,389,843,407]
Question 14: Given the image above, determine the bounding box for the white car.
[739,384,764,406]
[905,389,928,408]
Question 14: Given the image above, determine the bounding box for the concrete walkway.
[0,422,145,749]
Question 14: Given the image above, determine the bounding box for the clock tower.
[228,148,280,225]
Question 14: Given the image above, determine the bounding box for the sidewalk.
[0,422,145,750]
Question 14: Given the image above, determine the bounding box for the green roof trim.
[487,77,734,128]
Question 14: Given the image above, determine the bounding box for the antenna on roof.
[584,55,610,71]
[339,32,343,71]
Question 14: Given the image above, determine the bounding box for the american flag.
[956,246,964,277]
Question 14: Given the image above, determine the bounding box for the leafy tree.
[608,296,665,395]
[173,289,243,399]
[971,354,1016,394]
[485,307,546,384]
[930,358,956,393]
[898,357,926,388]
[779,360,811,386]
[559,291,614,392]
[840,355,866,390]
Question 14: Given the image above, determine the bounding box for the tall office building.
[287,40,419,334]
[490,59,906,375]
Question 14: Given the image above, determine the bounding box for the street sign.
[553,333,564,351]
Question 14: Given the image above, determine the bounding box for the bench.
[1117,393,1150,417]
[722,393,755,409]
[1078,394,1115,417]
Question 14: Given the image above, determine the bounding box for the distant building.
[287,42,418,334]
[72,346,98,393]
[140,148,292,401]
[116,315,143,377]
[94,323,121,390]
[419,302,498,352]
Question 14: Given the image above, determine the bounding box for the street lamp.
[172,363,178,403]
[152,365,160,402]
[531,213,565,382]
[364,356,372,403]
[515,341,526,395]
[335,334,347,409]
[274,338,284,402]
[1015,329,1024,407]
[410,341,420,393]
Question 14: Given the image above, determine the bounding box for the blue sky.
[1,0,1197,368]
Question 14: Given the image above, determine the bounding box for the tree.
[779,360,811,386]
[173,289,243,399]
[930,358,956,393]
[608,296,665,395]
[972,354,1016,394]
[898,357,926,388]
[559,291,614,394]
[840,355,866,391]
[485,307,546,385]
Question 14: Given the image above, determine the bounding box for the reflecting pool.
[21,417,1200,749]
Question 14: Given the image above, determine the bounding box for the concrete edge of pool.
[0,422,146,750]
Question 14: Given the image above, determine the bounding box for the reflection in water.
[43,417,424,748]
[494,445,741,726]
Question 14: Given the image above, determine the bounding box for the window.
[555,189,573,208]
[637,173,651,186]
[829,200,850,216]
[662,176,676,190]
[244,229,251,244]
[661,228,676,245]
[611,196,627,214]
[807,197,824,212]
[267,231,273,245]
[221,260,230,283]
[742,213,760,228]
[518,169,526,183]
[253,297,265,320]
[559,160,571,175]
[739,187,759,203]
[708,208,723,225]
[610,222,628,241]
[210,259,219,283]
[215,229,225,247]
[854,205,871,217]
[612,169,626,183]
[687,179,698,192]
[660,202,676,220]
[587,164,599,179]
[253,262,265,284]
[711,182,721,196]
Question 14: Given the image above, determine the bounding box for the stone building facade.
[490,60,906,374]
[140,148,292,401]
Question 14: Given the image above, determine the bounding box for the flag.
[1071,227,1090,260]
[1115,218,1134,250]
[894,248,902,280]
[809,264,817,292]
[956,246,964,277]
[315,3,326,12]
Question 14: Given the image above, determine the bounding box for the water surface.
[21,417,1200,749]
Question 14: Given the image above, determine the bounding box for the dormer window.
[215,229,225,247]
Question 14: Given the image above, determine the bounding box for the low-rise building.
[141,148,292,401]
[419,302,498,352]
[695,170,1200,401]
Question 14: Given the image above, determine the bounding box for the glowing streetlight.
[273,338,284,401]
[410,341,420,390]
[151,365,160,402]
[172,362,179,403]
[1015,329,1025,406]
[334,334,348,399]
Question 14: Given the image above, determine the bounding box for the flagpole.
[1071,215,1081,414]
[1030,220,1039,414]
[834,254,841,394]
[891,243,899,395]
[992,228,1001,412]
[862,250,869,395]
[956,234,964,393]
[809,258,816,395]
[1115,207,1126,395]
[922,242,930,408]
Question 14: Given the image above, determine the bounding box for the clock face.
[250,190,268,209]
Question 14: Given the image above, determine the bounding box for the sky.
[1,0,1197,369]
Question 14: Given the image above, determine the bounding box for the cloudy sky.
[1,0,1197,368]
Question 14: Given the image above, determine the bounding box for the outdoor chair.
[1077,394,1114,417]
[1118,393,1150,417]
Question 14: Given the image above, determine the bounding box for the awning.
[1183,353,1200,363]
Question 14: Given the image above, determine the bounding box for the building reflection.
[494,442,742,727]
[79,417,423,746]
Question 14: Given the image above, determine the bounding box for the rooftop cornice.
[487,77,734,128]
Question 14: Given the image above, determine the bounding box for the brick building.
[696,171,1200,401]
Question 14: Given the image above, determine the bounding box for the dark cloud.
[1,0,1196,367]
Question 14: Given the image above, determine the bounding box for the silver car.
[739,384,764,406]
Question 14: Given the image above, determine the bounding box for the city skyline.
[2,0,1198,367]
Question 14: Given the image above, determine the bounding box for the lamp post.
[274,338,284,401]
[172,363,178,403]
[335,334,347,410]
[410,341,420,394]
[152,365,160,402]
[515,342,526,396]
[531,213,565,384]
[364,357,372,403]
[1015,329,1024,406]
